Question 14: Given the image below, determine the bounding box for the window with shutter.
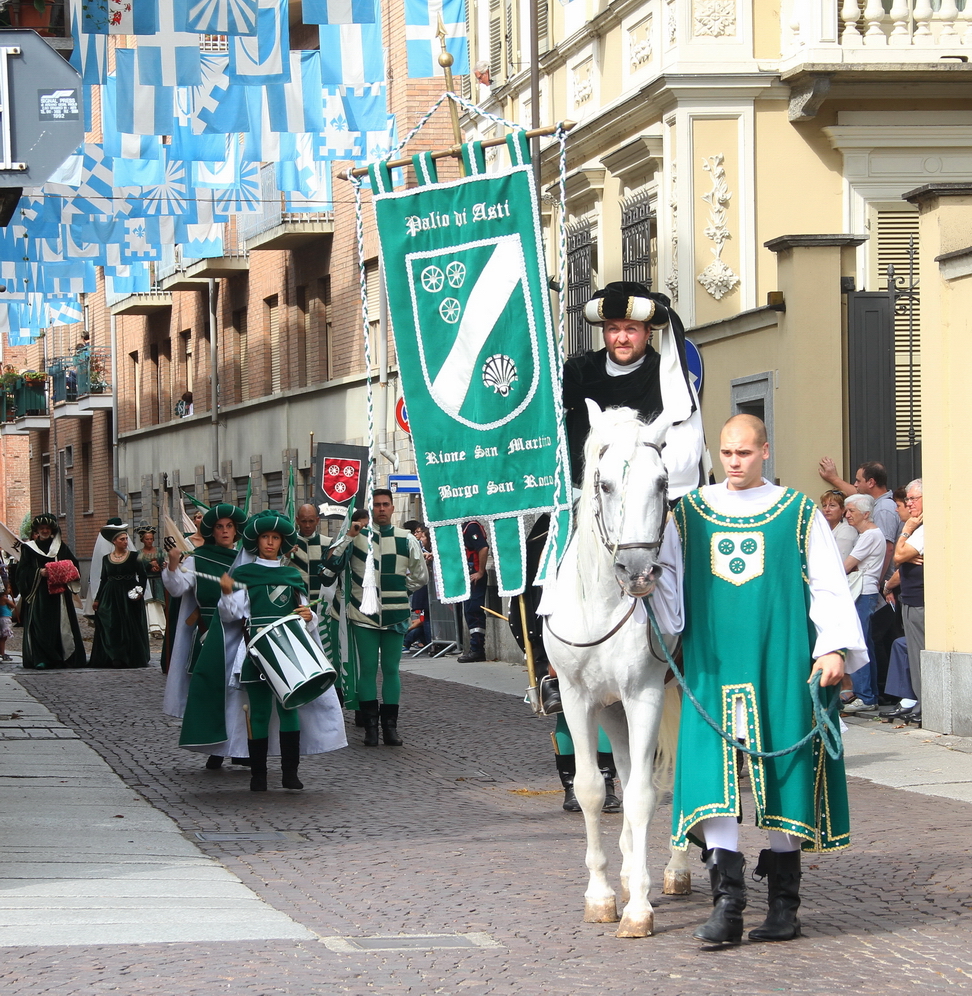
[235,308,249,403]
[621,190,656,288]
[537,0,549,55]
[875,208,921,460]
[267,294,281,393]
[489,0,503,82]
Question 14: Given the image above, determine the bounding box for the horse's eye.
[599,481,612,495]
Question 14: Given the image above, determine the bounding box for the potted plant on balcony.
[6,2,57,35]
[21,369,47,387]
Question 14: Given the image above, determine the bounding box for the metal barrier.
[410,582,459,658]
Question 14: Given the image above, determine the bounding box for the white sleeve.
[663,405,706,500]
[218,587,250,622]
[405,534,429,592]
[806,510,868,673]
[162,556,194,597]
[648,517,684,635]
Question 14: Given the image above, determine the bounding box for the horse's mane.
[574,406,646,595]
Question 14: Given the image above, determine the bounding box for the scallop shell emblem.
[481,353,518,397]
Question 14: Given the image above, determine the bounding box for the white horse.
[543,401,690,938]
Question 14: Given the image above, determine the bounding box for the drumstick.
[242,703,253,740]
[183,569,248,590]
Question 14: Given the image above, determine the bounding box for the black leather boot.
[555,754,581,812]
[360,700,380,746]
[279,730,303,790]
[748,849,802,941]
[598,751,622,813]
[693,848,747,944]
[205,754,224,770]
[380,703,403,746]
[247,737,269,792]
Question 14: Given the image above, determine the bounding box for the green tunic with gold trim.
[671,486,850,853]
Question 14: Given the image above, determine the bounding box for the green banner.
[371,133,570,602]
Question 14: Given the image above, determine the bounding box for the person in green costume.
[14,513,86,669]
[651,415,867,945]
[163,502,248,769]
[90,523,150,668]
[219,511,347,792]
[326,490,428,747]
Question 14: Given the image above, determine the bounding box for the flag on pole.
[318,21,385,85]
[405,0,469,77]
[285,464,296,521]
[303,0,376,23]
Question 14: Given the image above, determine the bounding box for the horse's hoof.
[616,910,654,938]
[584,898,619,923]
[663,869,692,896]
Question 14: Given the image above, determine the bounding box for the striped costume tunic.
[346,525,428,632]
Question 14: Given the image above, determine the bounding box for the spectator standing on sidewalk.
[841,494,886,713]
[884,479,924,724]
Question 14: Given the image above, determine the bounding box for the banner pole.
[338,121,576,180]
[436,14,466,178]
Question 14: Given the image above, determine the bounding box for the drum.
[246,615,338,709]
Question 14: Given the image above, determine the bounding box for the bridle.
[592,440,667,564]
[545,437,668,650]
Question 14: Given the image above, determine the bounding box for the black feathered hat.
[584,281,671,328]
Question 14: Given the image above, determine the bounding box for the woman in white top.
[819,489,858,560]
[842,493,886,710]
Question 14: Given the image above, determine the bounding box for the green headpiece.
[200,503,247,540]
[242,510,298,555]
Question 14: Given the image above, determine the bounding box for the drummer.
[219,511,347,792]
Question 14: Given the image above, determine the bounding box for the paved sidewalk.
[0,676,314,947]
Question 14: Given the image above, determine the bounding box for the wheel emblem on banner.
[439,298,461,323]
[421,266,444,292]
[446,261,466,287]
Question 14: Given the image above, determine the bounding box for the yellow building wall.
[753,0,781,60]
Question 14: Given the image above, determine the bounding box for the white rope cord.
[350,175,379,616]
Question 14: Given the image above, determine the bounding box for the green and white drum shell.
[246,615,337,709]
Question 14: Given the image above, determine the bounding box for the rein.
[544,596,639,648]
[644,600,844,761]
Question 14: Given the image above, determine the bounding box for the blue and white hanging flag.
[182,222,224,258]
[179,0,259,34]
[267,50,325,134]
[303,0,376,23]
[114,50,174,137]
[130,158,197,219]
[318,21,385,86]
[46,299,85,325]
[135,1,202,86]
[210,160,262,214]
[192,138,241,188]
[242,88,299,161]
[118,218,164,260]
[191,54,251,134]
[114,157,166,188]
[103,77,162,157]
[228,0,291,86]
[45,154,85,187]
[69,11,108,84]
[317,87,360,160]
[341,83,387,132]
[405,0,469,77]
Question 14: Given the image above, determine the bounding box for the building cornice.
[903,182,972,206]
[764,234,868,253]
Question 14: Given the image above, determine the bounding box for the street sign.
[0,30,84,185]
[388,474,421,494]
[685,338,704,396]
[395,395,410,434]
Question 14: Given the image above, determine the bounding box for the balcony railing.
[1,1,68,38]
[238,163,332,242]
[784,0,972,61]
[49,348,111,404]
[0,378,49,419]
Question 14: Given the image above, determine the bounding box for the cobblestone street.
[1,654,971,996]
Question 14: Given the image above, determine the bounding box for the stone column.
[902,182,972,736]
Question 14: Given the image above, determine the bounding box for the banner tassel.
[360,530,379,616]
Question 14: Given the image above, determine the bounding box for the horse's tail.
[653,682,681,795]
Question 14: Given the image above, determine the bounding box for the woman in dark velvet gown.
[90,525,150,669]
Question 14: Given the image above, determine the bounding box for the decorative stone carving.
[694,0,736,37]
[629,16,653,70]
[572,60,593,105]
[697,154,740,301]
[667,0,677,45]
[665,161,679,303]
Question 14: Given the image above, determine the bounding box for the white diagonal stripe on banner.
[431,239,522,413]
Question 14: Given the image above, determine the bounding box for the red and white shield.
[322,457,360,503]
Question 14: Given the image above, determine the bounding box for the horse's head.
[581,399,669,597]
